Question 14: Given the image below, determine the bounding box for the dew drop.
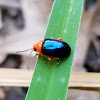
[71,0,73,4]
[69,8,72,12]
[64,29,67,33]
[71,1,73,3]
[37,76,42,82]
[60,77,65,83]
[73,12,76,15]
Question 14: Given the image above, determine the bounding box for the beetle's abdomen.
[42,39,71,58]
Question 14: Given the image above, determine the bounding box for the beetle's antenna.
[16,48,33,53]
[16,48,34,70]
[27,49,34,70]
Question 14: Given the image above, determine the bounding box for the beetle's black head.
[34,49,36,51]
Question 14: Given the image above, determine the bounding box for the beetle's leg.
[56,60,60,64]
[50,37,54,39]
[40,53,47,65]
[44,60,47,65]
[34,53,40,57]
[57,37,63,41]
[42,56,47,65]
[48,56,53,61]
[41,53,44,57]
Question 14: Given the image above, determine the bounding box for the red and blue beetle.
[17,37,71,64]
[33,37,71,62]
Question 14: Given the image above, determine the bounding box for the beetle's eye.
[34,49,36,51]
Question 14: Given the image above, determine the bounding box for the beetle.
[33,37,71,62]
[17,37,71,65]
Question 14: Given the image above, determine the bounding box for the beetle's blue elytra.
[42,39,71,58]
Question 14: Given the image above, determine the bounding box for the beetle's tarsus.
[42,56,47,65]
[44,60,47,65]
[34,53,39,57]
[56,60,60,64]
[51,37,54,39]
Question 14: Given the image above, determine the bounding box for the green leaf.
[26,0,84,100]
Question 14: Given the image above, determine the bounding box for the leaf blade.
[26,0,84,100]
